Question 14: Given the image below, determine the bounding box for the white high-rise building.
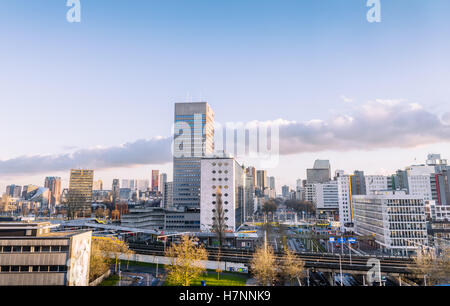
[337,174,353,232]
[406,165,434,202]
[313,181,339,217]
[365,175,389,194]
[353,190,427,255]
[200,156,245,232]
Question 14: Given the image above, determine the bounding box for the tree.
[262,199,277,217]
[250,244,277,286]
[89,238,113,282]
[93,237,134,275]
[165,235,208,286]
[212,187,226,280]
[412,246,450,285]
[280,248,305,285]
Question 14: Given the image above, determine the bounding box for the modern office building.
[200,156,245,233]
[0,221,92,286]
[162,182,173,209]
[121,207,200,232]
[92,180,103,191]
[365,175,389,195]
[44,177,62,210]
[313,181,339,219]
[256,170,268,196]
[350,170,366,195]
[337,173,354,232]
[244,172,255,221]
[151,170,159,192]
[281,185,290,199]
[112,179,120,205]
[353,190,427,255]
[159,173,167,193]
[68,169,94,218]
[306,159,331,184]
[6,185,22,198]
[406,165,434,202]
[173,102,215,210]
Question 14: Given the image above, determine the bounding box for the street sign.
[329,237,335,243]
[337,238,346,243]
[348,238,357,244]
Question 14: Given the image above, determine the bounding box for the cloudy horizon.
[1,0,449,193]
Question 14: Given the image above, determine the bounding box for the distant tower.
[68,169,94,219]
[112,179,120,205]
[152,170,160,192]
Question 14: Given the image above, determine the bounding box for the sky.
[1,0,450,193]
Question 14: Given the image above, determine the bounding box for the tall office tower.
[92,180,103,191]
[295,179,305,201]
[281,185,290,198]
[306,159,331,184]
[6,185,22,198]
[350,170,366,195]
[159,173,167,193]
[44,177,62,209]
[152,170,160,192]
[269,176,275,190]
[256,170,268,196]
[244,171,255,221]
[162,182,173,209]
[246,167,257,187]
[173,102,215,210]
[68,169,94,218]
[112,179,120,205]
[200,156,245,232]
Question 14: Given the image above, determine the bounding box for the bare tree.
[250,244,277,286]
[280,248,305,285]
[212,187,227,280]
[411,247,450,285]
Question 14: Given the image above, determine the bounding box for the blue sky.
[1,0,450,192]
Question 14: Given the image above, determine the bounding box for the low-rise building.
[0,221,92,286]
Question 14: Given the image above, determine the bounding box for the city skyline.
[1,0,450,192]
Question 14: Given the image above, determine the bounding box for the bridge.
[127,243,416,276]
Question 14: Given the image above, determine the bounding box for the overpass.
[128,243,416,276]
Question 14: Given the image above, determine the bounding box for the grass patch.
[165,271,248,286]
[98,274,120,286]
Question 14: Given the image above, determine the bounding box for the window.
[39,266,49,272]
[12,246,21,253]
[22,246,31,252]
[1,266,9,272]
[50,266,58,272]
[41,246,50,252]
[32,266,39,272]
[2,246,11,252]
[34,246,41,252]
[10,266,19,272]
[20,266,29,272]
